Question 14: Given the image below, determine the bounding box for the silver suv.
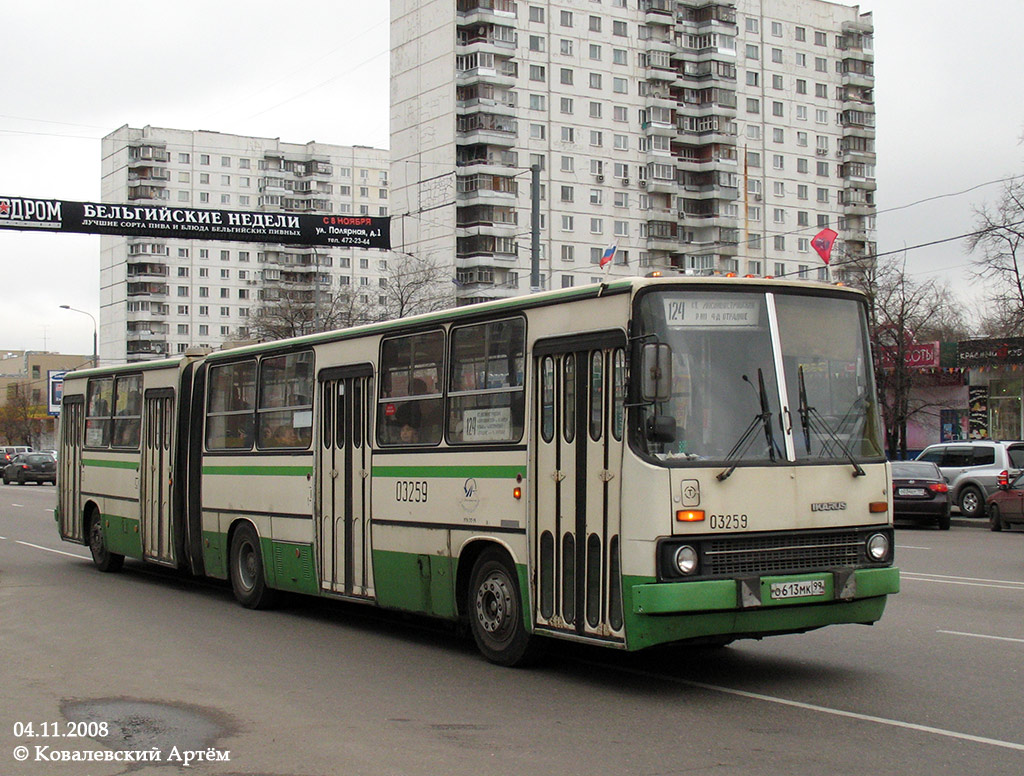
[915,441,1024,518]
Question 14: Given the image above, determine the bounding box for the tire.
[1,473,7,485]
[229,523,278,609]
[989,503,1004,532]
[937,509,951,531]
[17,472,25,486]
[88,512,124,573]
[468,547,536,666]
[958,486,984,519]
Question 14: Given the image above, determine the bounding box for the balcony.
[128,146,170,164]
[457,0,516,25]
[127,282,169,297]
[126,261,169,279]
[642,0,674,25]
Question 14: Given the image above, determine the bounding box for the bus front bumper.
[631,567,900,615]
[620,567,899,650]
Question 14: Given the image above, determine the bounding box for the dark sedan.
[892,461,950,530]
[985,471,1024,532]
[2,452,56,485]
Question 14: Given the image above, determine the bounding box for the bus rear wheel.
[88,511,123,573]
[468,548,536,666]
[229,523,278,609]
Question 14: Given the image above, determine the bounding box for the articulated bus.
[57,277,899,665]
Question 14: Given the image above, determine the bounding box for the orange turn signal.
[869,501,888,513]
[676,509,705,522]
[513,487,522,500]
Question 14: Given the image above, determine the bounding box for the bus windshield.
[635,288,884,465]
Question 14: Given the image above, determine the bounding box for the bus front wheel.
[468,548,536,666]
[88,511,123,573]
[229,523,278,609]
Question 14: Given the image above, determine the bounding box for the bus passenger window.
[206,360,257,450]
[112,374,142,448]
[378,331,444,446]
[447,317,525,445]
[85,377,113,448]
[257,351,314,450]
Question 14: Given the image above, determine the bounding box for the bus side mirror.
[646,414,676,444]
[641,343,672,403]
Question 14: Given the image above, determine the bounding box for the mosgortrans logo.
[0,196,63,224]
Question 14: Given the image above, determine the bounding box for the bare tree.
[250,288,371,342]
[377,254,455,321]
[250,255,454,342]
[856,256,970,458]
[968,177,1024,334]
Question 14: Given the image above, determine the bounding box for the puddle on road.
[60,697,324,775]
[62,698,231,762]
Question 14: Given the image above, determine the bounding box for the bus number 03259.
[396,480,428,503]
[709,514,748,530]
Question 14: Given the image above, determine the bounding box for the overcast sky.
[1,0,1022,358]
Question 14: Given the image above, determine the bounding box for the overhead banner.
[0,195,390,249]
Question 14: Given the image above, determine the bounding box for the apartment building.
[391,0,875,304]
[100,126,392,364]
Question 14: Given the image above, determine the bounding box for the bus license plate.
[769,580,826,601]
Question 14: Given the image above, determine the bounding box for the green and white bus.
[57,276,899,665]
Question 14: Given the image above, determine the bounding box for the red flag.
[811,228,838,264]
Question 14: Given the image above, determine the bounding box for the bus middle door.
[317,365,374,599]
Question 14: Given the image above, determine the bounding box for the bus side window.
[257,351,314,450]
[448,317,525,445]
[206,360,257,450]
[85,377,113,448]
[377,331,444,446]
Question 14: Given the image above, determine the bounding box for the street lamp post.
[59,305,98,368]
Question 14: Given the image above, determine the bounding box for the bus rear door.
[58,395,85,542]
[140,389,175,565]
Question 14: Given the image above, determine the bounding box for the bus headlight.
[866,532,890,562]
[674,545,699,576]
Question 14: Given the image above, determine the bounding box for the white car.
[916,441,1024,518]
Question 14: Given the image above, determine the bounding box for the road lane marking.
[589,662,1024,753]
[939,630,1024,645]
[13,540,90,560]
[900,572,1024,591]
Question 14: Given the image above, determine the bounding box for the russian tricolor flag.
[599,244,617,268]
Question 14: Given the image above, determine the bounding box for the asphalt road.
[1,484,1022,776]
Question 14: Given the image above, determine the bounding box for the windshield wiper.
[797,365,865,477]
[718,368,777,482]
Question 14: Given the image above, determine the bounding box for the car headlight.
[866,532,890,562]
[674,545,699,576]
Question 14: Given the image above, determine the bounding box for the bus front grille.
[702,530,863,576]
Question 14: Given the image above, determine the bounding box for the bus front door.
[317,366,374,599]
[534,337,626,643]
[140,390,175,565]
[58,396,84,542]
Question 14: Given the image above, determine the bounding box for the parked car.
[915,441,1024,518]
[985,470,1024,531]
[2,452,56,485]
[891,461,951,530]
[1,445,33,467]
